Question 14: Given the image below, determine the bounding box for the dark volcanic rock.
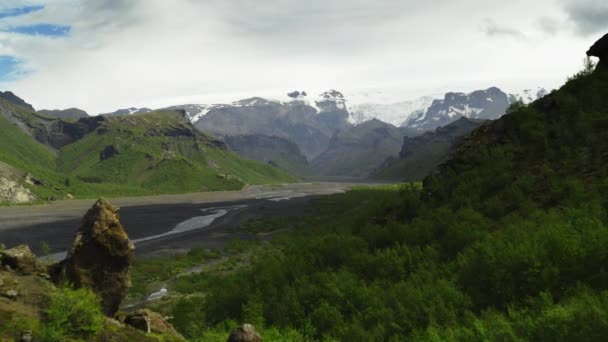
[35,116,106,149]
[100,145,119,161]
[587,33,608,66]
[227,324,262,342]
[51,198,134,317]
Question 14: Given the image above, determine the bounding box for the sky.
[0,0,606,114]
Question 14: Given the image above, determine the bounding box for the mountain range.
[0,94,294,203]
[0,85,548,190]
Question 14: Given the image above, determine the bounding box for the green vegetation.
[123,66,608,340]
[39,286,105,341]
[0,106,296,203]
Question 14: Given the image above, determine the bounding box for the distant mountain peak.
[508,87,549,104]
[0,91,35,111]
[316,89,347,113]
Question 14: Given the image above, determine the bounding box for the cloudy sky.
[0,0,606,114]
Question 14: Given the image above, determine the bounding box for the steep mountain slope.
[0,99,64,201]
[39,108,89,120]
[223,135,309,175]
[423,66,606,215]
[372,117,484,181]
[309,119,416,177]
[194,91,352,159]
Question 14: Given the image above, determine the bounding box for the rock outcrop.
[587,33,608,67]
[100,145,120,161]
[0,177,37,203]
[0,245,42,275]
[123,309,183,338]
[227,324,263,342]
[51,198,135,317]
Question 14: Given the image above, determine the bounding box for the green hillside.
[0,104,296,203]
[141,59,608,340]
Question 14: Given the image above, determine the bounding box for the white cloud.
[0,0,600,113]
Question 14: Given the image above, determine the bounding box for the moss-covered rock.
[51,198,135,317]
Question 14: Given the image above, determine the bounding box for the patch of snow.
[509,87,550,104]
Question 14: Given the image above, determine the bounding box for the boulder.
[123,309,183,338]
[51,198,134,317]
[227,324,263,342]
[0,177,36,203]
[587,33,608,67]
[0,245,40,275]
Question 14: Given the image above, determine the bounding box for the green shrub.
[39,286,104,341]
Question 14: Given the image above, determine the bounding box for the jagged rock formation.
[587,33,608,67]
[227,324,262,342]
[51,198,135,317]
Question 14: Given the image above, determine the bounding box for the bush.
[39,286,104,341]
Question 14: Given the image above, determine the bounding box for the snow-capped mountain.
[349,96,436,126]
[404,87,510,132]
[508,87,549,104]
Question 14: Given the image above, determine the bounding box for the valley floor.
[0,182,382,257]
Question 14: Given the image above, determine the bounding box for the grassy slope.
[57,111,295,196]
[0,105,69,200]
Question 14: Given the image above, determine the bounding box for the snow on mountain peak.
[349,96,436,126]
[509,87,549,104]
